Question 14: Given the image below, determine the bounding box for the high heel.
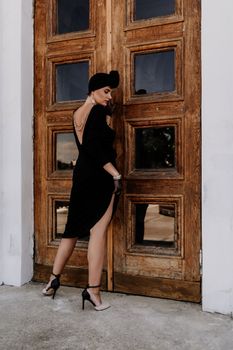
[82,285,110,311]
[42,273,61,299]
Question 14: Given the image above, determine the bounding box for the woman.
[42,71,121,311]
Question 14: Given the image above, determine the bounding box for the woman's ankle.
[49,273,59,282]
[88,289,102,305]
[88,287,99,294]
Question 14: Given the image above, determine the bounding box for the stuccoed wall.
[202,0,233,314]
[0,0,33,285]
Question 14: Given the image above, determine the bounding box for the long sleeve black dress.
[63,104,117,239]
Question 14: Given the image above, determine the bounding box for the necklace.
[74,119,85,131]
[74,112,88,132]
[74,102,94,132]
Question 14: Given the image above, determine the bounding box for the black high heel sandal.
[42,273,61,299]
[82,285,110,311]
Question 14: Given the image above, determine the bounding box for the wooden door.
[34,0,110,286]
[111,0,201,302]
[34,0,201,302]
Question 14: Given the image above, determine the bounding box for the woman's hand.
[114,178,122,196]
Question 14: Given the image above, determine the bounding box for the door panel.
[34,0,201,301]
[111,0,201,301]
[34,0,109,287]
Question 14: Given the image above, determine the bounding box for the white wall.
[0,0,33,285]
[202,0,233,314]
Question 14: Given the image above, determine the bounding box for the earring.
[91,96,96,105]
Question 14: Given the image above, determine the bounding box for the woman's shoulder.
[88,104,107,125]
[91,104,107,115]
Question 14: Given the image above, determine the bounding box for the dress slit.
[90,194,115,234]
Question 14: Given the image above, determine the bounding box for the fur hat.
[88,70,120,93]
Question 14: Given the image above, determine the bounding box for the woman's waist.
[74,163,113,179]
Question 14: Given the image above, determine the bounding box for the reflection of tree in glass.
[136,127,175,169]
[135,89,147,95]
[57,160,76,170]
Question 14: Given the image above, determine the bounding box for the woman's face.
[92,86,112,107]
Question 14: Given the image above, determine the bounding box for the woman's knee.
[61,237,77,251]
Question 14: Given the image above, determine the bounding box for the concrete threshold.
[0,282,232,350]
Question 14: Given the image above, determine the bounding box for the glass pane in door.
[57,0,89,34]
[56,61,89,102]
[56,133,78,170]
[55,200,69,239]
[135,126,175,169]
[134,0,175,21]
[134,50,175,94]
[135,203,175,246]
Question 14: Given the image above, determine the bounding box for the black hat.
[88,70,120,93]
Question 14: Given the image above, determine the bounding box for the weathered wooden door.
[111,0,201,302]
[34,0,111,286]
[34,0,201,302]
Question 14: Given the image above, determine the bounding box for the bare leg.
[52,237,78,275]
[87,195,115,305]
[42,237,77,294]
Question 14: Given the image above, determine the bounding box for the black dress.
[63,104,117,239]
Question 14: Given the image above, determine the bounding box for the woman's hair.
[88,71,119,93]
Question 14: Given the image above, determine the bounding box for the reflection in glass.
[135,204,175,245]
[56,133,78,170]
[55,201,69,238]
[134,0,175,21]
[57,0,89,34]
[56,61,89,102]
[134,50,175,94]
[135,127,175,169]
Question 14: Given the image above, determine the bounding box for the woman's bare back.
[73,104,93,144]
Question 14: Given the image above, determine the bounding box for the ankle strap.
[87,284,100,288]
[52,272,61,278]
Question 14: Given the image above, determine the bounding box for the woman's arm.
[103,162,122,195]
[103,162,121,178]
[83,105,120,172]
